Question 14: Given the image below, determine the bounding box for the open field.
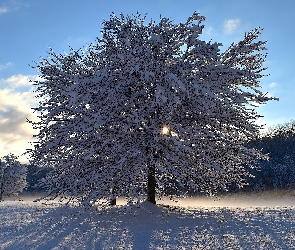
[1,193,295,249]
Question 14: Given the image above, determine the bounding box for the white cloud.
[0,74,39,163]
[0,62,13,71]
[259,82,279,99]
[1,74,41,88]
[0,106,36,162]
[224,19,240,34]
[0,0,29,15]
[205,26,214,35]
[0,7,8,14]
[269,82,277,88]
[0,88,36,110]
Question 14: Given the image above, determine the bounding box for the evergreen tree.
[29,12,277,206]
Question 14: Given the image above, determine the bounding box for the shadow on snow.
[0,200,295,249]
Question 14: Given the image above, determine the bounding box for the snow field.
[0,199,295,249]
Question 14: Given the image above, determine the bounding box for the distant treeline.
[243,120,295,192]
[25,120,295,194]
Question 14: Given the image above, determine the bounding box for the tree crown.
[29,12,277,206]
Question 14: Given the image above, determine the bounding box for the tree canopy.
[29,12,277,206]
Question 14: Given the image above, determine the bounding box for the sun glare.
[161,126,169,135]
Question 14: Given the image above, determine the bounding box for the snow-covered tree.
[29,12,277,206]
[0,154,27,200]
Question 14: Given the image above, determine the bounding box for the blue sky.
[0,0,294,162]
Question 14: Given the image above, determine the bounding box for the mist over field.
[12,190,295,208]
[157,191,295,208]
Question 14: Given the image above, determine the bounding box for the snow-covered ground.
[1,192,295,249]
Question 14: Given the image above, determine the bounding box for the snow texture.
[0,197,295,249]
[28,12,277,205]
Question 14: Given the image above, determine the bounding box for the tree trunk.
[110,186,117,206]
[110,198,116,205]
[147,165,156,204]
[0,187,3,201]
[0,177,4,201]
[0,161,4,201]
[110,185,117,205]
